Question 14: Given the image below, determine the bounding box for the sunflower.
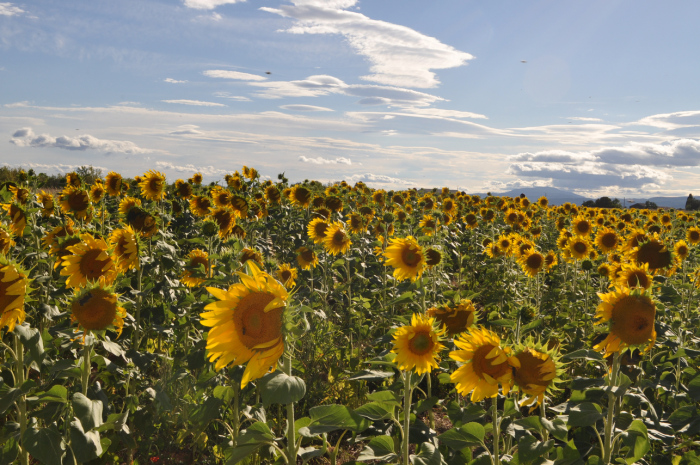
[105,172,123,196]
[190,172,203,185]
[9,185,30,204]
[595,227,619,253]
[427,299,476,336]
[496,234,514,256]
[686,227,700,245]
[325,195,343,212]
[230,224,246,239]
[201,262,288,387]
[0,225,15,255]
[66,171,82,187]
[139,170,167,201]
[211,186,232,208]
[594,287,656,356]
[59,186,91,220]
[89,181,106,204]
[230,195,249,218]
[52,236,82,270]
[291,185,312,208]
[37,191,55,217]
[181,249,211,287]
[71,285,127,337]
[323,222,352,255]
[60,233,119,289]
[126,207,159,238]
[346,213,366,234]
[568,237,591,260]
[109,226,140,272]
[226,173,243,191]
[308,218,330,244]
[630,235,673,274]
[449,326,517,402]
[511,340,563,409]
[419,215,438,235]
[617,263,652,290]
[265,185,281,204]
[296,246,318,270]
[504,208,520,226]
[383,236,425,282]
[190,196,212,217]
[518,250,545,278]
[425,247,442,268]
[674,240,690,262]
[118,196,142,215]
[572,216,593,236]
[537,196,549,208]
[392,313,445,375]
[175,180,194,199]
[464,213,479,229]
[210,207,236,239]
[0,259,28,332]
[240,248,263,266]
[276,264,298,289]
[2,203,27,237]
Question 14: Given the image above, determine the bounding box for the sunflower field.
[1,167,700,465]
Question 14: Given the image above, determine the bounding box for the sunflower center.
[626,271,649,288]
[611,295,656,345]
[314,223,329,238]
[526,253,543,270]
[79,249,111,281]
[690,230,700,242]
[408,331,434,355]
[281,270,292,282]
[73,291,117,331]
[576,221,591,234]
[513,350,551,391]
[636,241,672,270]
[601,233,617,249]
[573,242,587,254]
[472,344,511,380]
[402,247,421,268]
[332,230,347,245]
[69,191,89,211]
[236,292,283,348]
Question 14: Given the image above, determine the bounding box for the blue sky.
[2,0,700,196]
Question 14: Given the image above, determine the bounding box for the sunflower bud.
[581,259,594,271]
[202,220,218,237]
[382,212,395,224]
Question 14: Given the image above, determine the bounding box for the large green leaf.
[412,442,445,465]
[517,436,554,463]
[357,435,397,462]
[22,423,65,465]
[354,401,396,421]
[619,420,649,465]
[225,421,275,465]
[438,423,485,450]
[567,403,603,427]
[259,370,306,407]
[297,404,370,437]
[72,393,104,432]
[70,419,103,463]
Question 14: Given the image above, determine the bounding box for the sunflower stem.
[491,399,500,465]
[15,333,29,465]
[82,334,92,397]
[427,372,435,431]
[284,355,296,463]
[232,381,240,447]
[602,352,621,464]
[402,370,413,465]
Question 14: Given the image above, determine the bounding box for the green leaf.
[348,369,395,381]
[357,435,397,462]
[438,423,485,450]
[191,396,223,430]
[415,396,439,415]
[688,375,700,402]
[619,420,649,465]
[259,370,306,407]
[14,324,45,369]
[553,440,583,465]
[517,436,554,463]
[354,401,395,421]
[225,422,275,465]
[31,385,68,404]
[22,423,65,465]
[213,386,236,404]
[567,403,603,427]
[412,442,444,465]
[366,390,400,404]
[389,291,414,306]
[0,387,22,415]
[541,417,568,442]
[72,393,104,431]
[0,436,18,465]
[561,350,604,362]
[297,404,370,437]
[70,419,103,463]
[101,340,125,357]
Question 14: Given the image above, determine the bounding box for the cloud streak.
[203,69,267,81]
[10,128,153,154]
[299,155,352,165]
[162,99,226,106]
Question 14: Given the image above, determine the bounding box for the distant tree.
[644,200,658,210]
[686,194,700,210]
[582,196,622,209]
[76,165,103,185]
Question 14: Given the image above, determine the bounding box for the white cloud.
[164,78,188,84]
[281,104,333,112]
[183,0,245,10]
[4,101,29,108]
[162,99,226,107]
[636,110,700,130]
[567,116,602,122]
[508,162,669,190]
[261,1,472,88]
[299,155,352,165]
[3,162,109,174]
[117,101,141,106]
[170,125,203,135]
[203,69,267,81]
[194,12,222,21]
[213,92,251,101]
[155,161,230,176]
[0,2,24,16]
[345,173,409,184]
[10,128,153,154]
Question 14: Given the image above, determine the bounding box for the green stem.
[427,373,435,430]
[492,400,500,465]
[15,334,29,465]
[284,355,296,463]
[232,381,240,447]
[402,371,413,465]
[602,352,621,464]
[81,336,92,397]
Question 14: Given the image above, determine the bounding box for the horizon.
[2,0,699,197]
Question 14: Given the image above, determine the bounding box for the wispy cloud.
[162,99,226,107]
[170,125,203,135]
[155,161,230,176]
[3,162,109,174]
[299,155,352,165]
[4,101,30,108]
[636,110,700,130]
[10,128,153,154]
[164,78,188,84]
[345,173,409,184]
[261,0,472,88]
[281,104,333,112]
[213,92,251,101]
[203,69,267,81]
[0,2,24,16]
[567,116,602,122]
[182,0,245,10]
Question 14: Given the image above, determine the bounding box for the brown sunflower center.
[472,344,511,380]
[408,331,434,355]
[68,191,89,211]
[401,247,421,268]
[601,233,618,249]
[313,222,329,238]
[636,240,672,270]
[513,350,553,390]
[425,249,441,266]
[690,230,700,242]
[280,270,292,282]
[72,291,117,331]
[626,271,650,288]
[79,248,111,281]
[526,253,544,270]
[299,249,314,262]
[236,292,283,348]
[573,241,587,254]
[611,295,656,345]
[576,221,591,234]
[332,230,347,246]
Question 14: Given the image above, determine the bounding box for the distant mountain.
[469,187,589,206]
[637,197,688,209]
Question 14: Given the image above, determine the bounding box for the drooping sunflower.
[190,196,212,217]
[2,203,27,237]
[307,218,330,244]
[210,207,236,239]
[8,185,30,204]
[201,262,288,387]
[37,191,55,217]
[174,179,194,199]
[511,339,564,409]
[139,170,167,201]
[181,249,211,287]
[109,226,140,272]
[325,195,343,212]
[58,185,91,220]
[450,326,518,402]
[265,185,281,204]
[276,264,298,289]
[425,247,442,268]
[392,313,445,375]
[594,287,656,356]
[240,247,263,266]
[323,222,352,255]
[296,246,318,270]
[60,233,119,289]
[346,213,366,234]
[230,195,249,218]
[518,250,545,278]
[291,185,312,208]
[230,224,246,239]
[595,227,620,253]
[0,225,15,255]
[0,259,28,332]
[105,172,123,196]
[66,171,82,187]
[71,284,127,337]
[427,299,476,336]
[383,236,425,282]
[126,207,159,238]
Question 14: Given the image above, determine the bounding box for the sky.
[2,0,700,197]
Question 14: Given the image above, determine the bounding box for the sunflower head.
[291,185,312,207]
[37,190,55,217]
[126,207,159,238]
[118,196,142,215]
[425,247,442,267]
[265,185,281,204]
[568,237,591,261]
[595,228,619,253]
[66,171,82,187]
[139,170,167,201]
[427,299,476,336]
[276,264,298,289]
[240,247,263,266]
[71,284,127,338]
[201,261,288,387]
[8,185,29,204]
[210,207,236,239]
[0,258,29,332]
[686,227,700,245]
[631,235,673,275]
[518,250,545,278]
[60,233,119,289]
[181,249,211,287]
[175,180,194,199]
[674,240,690,262]
[2,203,27,237]
[511,338,565,410]
[617,263,652,290]
[190,196,212,217]
[308,218,330,244]
[105,172,123,196]
[392,313,445,375]
[383,236,425,282]
[109,226,140,272]
[594,287,657,357]
[296,246,318,270]
[0,225,16,255]
[323,222,352,255]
